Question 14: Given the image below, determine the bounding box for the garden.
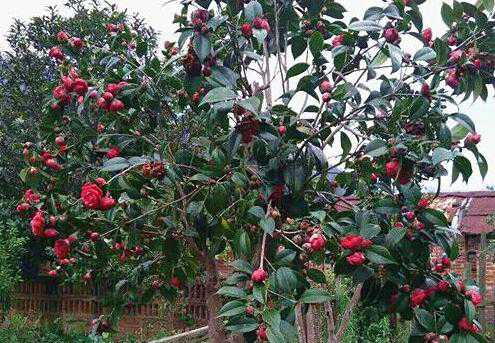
[1,0,495,342]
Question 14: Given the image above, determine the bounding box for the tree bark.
[204,258,228,343]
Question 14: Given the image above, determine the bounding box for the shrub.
[10,0,495,342]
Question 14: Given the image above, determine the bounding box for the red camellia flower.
[384,27,399,43]
[170,276,181,288]
[448,35,458,46]
[436,280,449,292]
[53,85,69,102]
[417,198,430,208]
[322,92,331,103]
[346,252,366,266]
[448,50,463,64]
[49,46,64,60]
[109,99,125,112]
[31,211,45,236]
[340,234,372,251]
[458,317,479,333]
[309,234,326,251]
[45,158,61,171]
[57,31,69,42]
[410,288,428,307]
[100,193,117,210]
[44,228,59,239]
[48,270,58,278]
[422,28,432,42]
[252,17,263,29]
[464,133,481,146]
[54,239,71,260]
[256,325,268,341]
[70,37,84,49]
[251,268,268,283]
[106,147,121,159]
[72,78,88,95]
[95,177,107,187]
[81,182,103,209]
[385,159,400,178]
[320,80,333,93]
[241,23,253,37]
[466,289,482,306]
[421,83,431,97]
[25,189,41,203]
[331,33,344,47]
[446,69,460,88]
[16,202,30,212]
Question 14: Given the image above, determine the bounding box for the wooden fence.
[9,278,208,334]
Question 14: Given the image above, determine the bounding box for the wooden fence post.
[478,233,487,331]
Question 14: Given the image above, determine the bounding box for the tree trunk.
[204,258,228,343]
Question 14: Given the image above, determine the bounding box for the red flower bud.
[241,23,253,38]
[251,268,268,283]
[170,276,181,288]
[422,28,432,42]
[49,47,64,60]
[106,147,121,159]
[57,31,69,42]
[109,99,125,112]
[384,28,399,43]
[346,251,366,266]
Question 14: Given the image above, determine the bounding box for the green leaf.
[291,35,307,59]
[388,43,403,73]
[260,217,276,235]
[414,47,436,61]
[432,147,454,165]
[364,139,388,157]
[441,3,454,26]
[244,0,263,22]
[434,38,449,65]
[360,224,381,239]
[483,0,494,12]
[275,249,296,266]
[226,318,259,333]
[231,259,253,274]
[101,157,130,172]
[218,300,247,317]
[414,308,435,331]
[239,230,252,256]
[309,31,324,57]
[276,267,298,292]
[452,156,472,183]
[217,286,247,298]
[286,63,310,79]
[365,245,397,264]
[307,269,326,283]
[451,124,469,141]
[193,34,210,62]
[375,198,400,216]
[450,113,476,133]
[475,152,488,179]
[253,28,267,44]
[237,97,261,114]
[202,87,238,105]
[348,20,383,32]
[386,228,406,245]
[340,132,352,158]
[465,299,476,321]
[300,288,332,303]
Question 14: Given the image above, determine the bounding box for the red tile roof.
[335,191,495,234]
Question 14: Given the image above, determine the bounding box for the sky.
[1,0,492,192]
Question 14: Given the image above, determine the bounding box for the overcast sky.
[1,0,492,192]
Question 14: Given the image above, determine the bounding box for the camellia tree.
[16,0,495,342]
